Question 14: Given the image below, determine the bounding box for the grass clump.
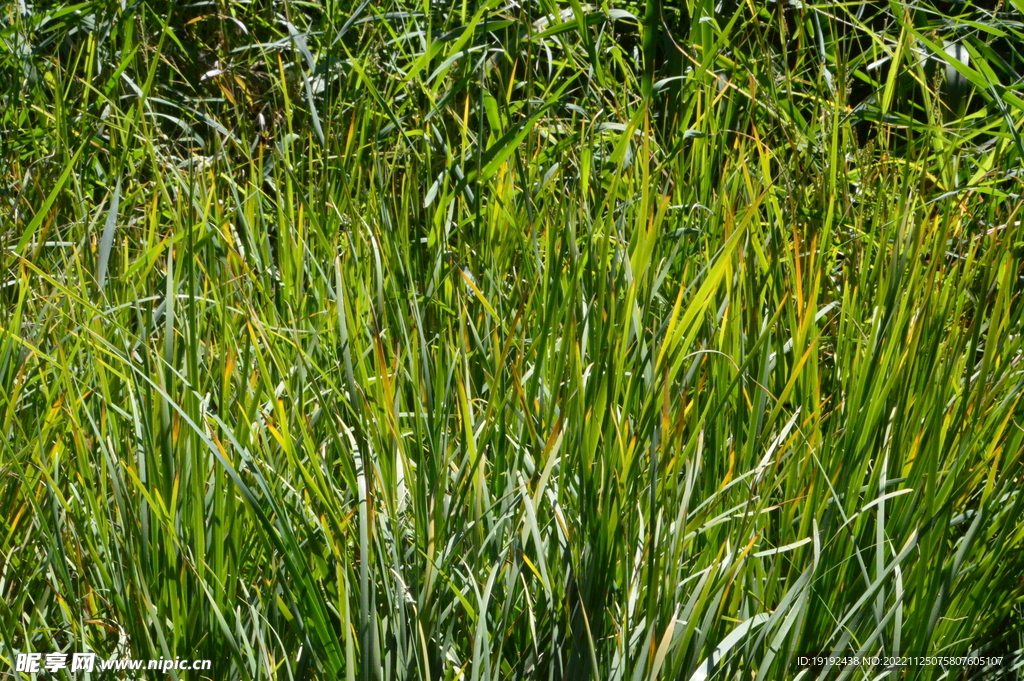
[2,0,1024,679]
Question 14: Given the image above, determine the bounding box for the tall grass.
[2,0,1024,679]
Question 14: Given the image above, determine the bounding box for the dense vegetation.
[2,0,1024,678]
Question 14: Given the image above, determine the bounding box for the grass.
[2,0,1024,679]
